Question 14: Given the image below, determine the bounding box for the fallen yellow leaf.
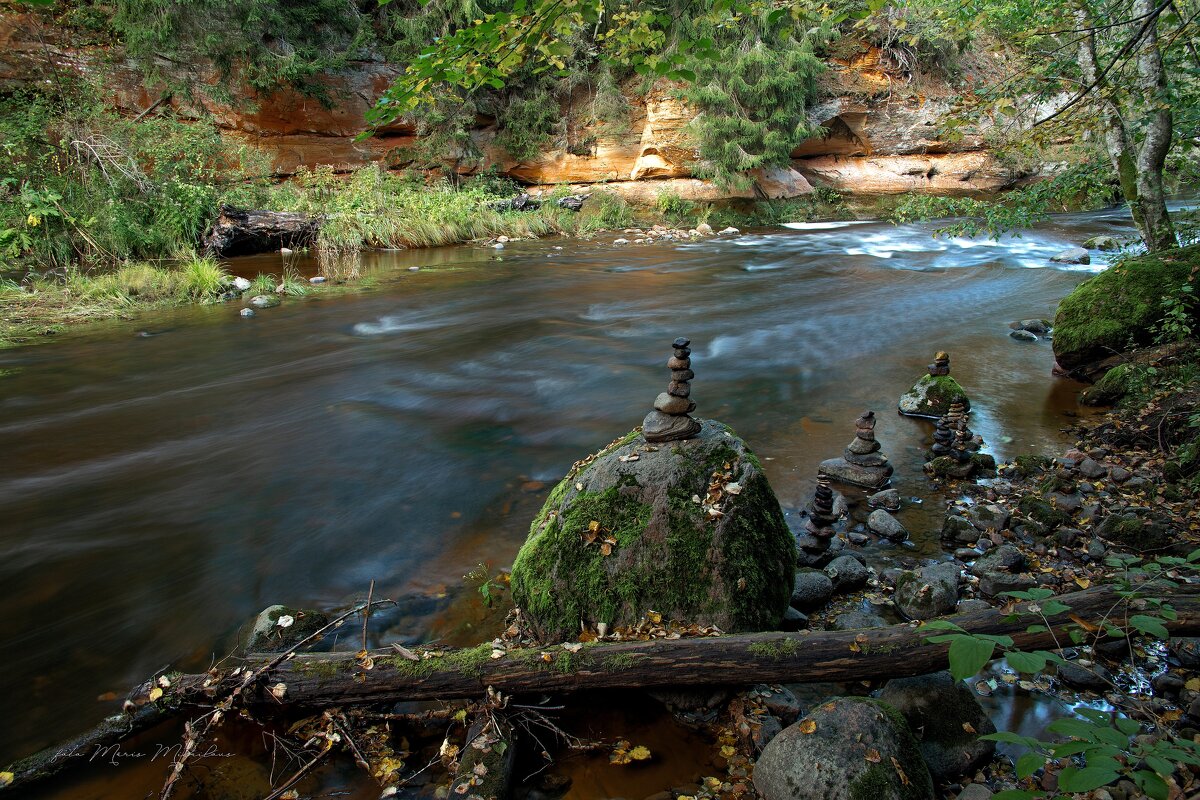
[148,687,163,702]
[865,748,881,763]
[798,719,817,734]
[0,771,14,788]
[1075,578,1091,589]
[629,745,651,761]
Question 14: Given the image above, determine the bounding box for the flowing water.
[0,204,1163,796]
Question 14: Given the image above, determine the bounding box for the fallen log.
[203,204,322,257]
[8,583,1198,791]
[177,583,1200,708]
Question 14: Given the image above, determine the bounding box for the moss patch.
[898,374,970,418]
[1053,244,1200,370]
[511,424,794,642]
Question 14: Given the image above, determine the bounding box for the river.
[0,204,1154,797]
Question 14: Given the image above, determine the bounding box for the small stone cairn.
[805,477,838,540]
[642,337,702,443]
[817,411,895,490]
[929,351,951,376]
[925,401,995,478]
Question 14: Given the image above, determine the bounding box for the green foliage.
[0,85,268,275]
[924,552,1200,800]
[682,29,826,190]
[111,0,370,98]
[1153,284,1196,344]
[495,83,562,163]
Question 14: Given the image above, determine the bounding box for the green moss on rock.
[1054,244,1200,370]
[898,374,970,418]
[511,421,795,643]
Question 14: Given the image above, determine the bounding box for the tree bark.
[165,583,1200,708]
[1131,0,1177,251]
[203,205,322,257]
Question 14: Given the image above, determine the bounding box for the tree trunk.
[1131,0,1177,251]
[165,583,1200,709]
[203,205,322,257]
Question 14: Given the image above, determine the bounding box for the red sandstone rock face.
[0,14,1022,199]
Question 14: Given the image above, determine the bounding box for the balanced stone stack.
[642,337,702,443]
[818,411,895,490]
[925,401,996,479]
[899,351,971,418]
[805,477,838,539]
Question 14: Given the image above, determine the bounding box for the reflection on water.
[0,206,1152,793]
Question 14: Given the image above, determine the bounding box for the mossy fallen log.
[175,583,1200,707]
[203,204,322,257]
[8,583,1200,792]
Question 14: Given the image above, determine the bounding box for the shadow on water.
[0,205,1160,796]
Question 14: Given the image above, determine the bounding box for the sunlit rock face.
[0,18,1023,198]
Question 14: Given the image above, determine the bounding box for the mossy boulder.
[898,374,970,418]
[246,605,329,653]
[753,697,934,800]
[511,420,795,643]
[878,672,996,783]
[1053,245,1200,371]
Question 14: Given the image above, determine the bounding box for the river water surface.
[0,205,1155,796]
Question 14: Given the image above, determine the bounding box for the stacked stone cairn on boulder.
[817,411,895,490]
[643,336,702,442]
[509,337,796,643]
[898,351,971,418]
[805,477,838,540]
[925,401,996,479]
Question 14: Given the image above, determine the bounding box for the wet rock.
[867,509,908,541]
[832,610,889,630]
[781,607,808,631]
[239,308,256,317]
[511,419,795,642]
[966,504,1010,534]
[1095,513,1173,552]
[718,227,740,235]
[753,697,934,800]
[1056,660,1112,692]
[246,605,330,653]
[1083,234,1121,251]
[968,544,1026,577]
[756,685,804,725]
[1050,247,1090,265]
[752,714,784,755]
[230,276,252,291]
[791,571,835,612]
[818,411,894,490]
[956,598,992,613]
[649,687,733,714]
[895,563,960,620]
[826,555,869,592]
[978,572,1036,598]
[1170,638,1200,669]
[451,720,517,800]
[868,489,902,511]
[956,784,994,800]
[1017,495,1071,534]
[1152,671,1184,698]
[1076,458,1107,479]
[1012,319,1052,335]
[878,671,996,783]
[1108,465,1132,483]
[943,515,980,545]
[1009,329,1038,342]
[248,294,281,309]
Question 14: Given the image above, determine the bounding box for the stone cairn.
[929,351,951,376]
[817,410,895,489]
[804,477,838,540]
[643,337,702,443]
[934,401,981,464]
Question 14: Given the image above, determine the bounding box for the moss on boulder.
[1053,245,1200,371]
[898,374,970,418]
[511,420,795,643]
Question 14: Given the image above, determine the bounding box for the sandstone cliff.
[0,12,1025,204]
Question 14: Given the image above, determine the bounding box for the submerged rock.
[878,671,996,783]
[867,508,908,541]
[248,294,281,309]
[510,420,795,642]
[246,605,329,653]
[753,697,934,800]
[1050,247,1090,265]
